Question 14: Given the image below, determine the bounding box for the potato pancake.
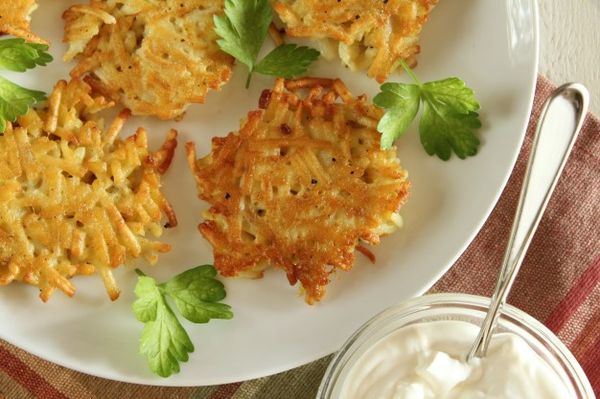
[187,78,410,304]
[0,0,46,43]
[62,0,234,120]
[272,0,437,83]
[0,79,177,302]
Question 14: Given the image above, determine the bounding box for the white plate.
[0,0,539,386]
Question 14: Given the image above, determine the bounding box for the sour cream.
[339,320,572,399]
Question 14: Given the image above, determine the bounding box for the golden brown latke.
[0,79,178,302]
[272,0,437,83]
[62,0,234,120]
[0,0,46,43]
[187,78,410,304]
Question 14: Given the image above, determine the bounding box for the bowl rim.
[318,292,595,398]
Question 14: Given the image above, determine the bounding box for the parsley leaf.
[133,266,233,378]
[254,44,320,78]
[132,275,161,323]
[373,61,482,160]
[0,76,46,133]
[421,77,480,114]
[374,83,421,149]
[214,0,271,70]
[0,38,52,133]
[214,0,320,87]
[134,275,194,378]
[161,265,233,323]
[420,101,481,160]
[0,39,53,72]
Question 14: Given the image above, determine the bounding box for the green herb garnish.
[0,38,52,72]
[374,61,482,160]
[214,0,320,87]
[133,265,233,378]
[0,38,52,133]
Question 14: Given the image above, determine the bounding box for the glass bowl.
[318,293,595,398]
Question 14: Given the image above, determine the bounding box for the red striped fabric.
[208,382,243,399]
[545,255,600,333]
[0,346,68,399]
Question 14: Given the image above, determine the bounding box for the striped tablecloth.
[1,76,598,399]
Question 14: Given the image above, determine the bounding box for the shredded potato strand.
[272,0,437,83]
[0,79,177,301]
[62,0,234,119]
[187,78,410,304]
[0,0,46,43]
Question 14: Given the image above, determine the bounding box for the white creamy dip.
[339,320,572,399]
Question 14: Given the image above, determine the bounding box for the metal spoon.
[467,83,590,361]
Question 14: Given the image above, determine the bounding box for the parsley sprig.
[133,266,233,378]
[374,61,482,160]
[0,38,52,133]
[214,0,320,87]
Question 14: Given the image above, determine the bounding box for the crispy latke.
[0,0,46,43]
[0,79,177,302]
[187,78,410,303]
[62,0,234,120]
[272,0,437,83]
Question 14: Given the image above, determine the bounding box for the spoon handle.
[467,83,590,361]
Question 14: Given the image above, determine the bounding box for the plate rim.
[0,0,541,387]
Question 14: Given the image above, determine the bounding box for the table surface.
[540,1,600,113]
